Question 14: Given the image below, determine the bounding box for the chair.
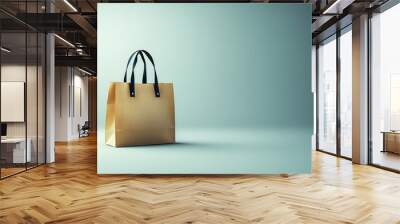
[78,121,90,138]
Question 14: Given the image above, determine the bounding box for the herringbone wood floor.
[1,135,400,224]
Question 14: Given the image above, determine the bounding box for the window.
[371,3,400,171]
[339,28,352,158]
[317,26,353,159]
[318,36,337,154]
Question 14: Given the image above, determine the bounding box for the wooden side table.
[381,131,400,154]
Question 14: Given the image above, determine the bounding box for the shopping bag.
[105,50,175,147]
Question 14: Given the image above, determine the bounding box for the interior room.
[1,0,400,223]
[0,15,46,178]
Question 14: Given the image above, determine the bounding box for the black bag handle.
[123,51,147,97]
[123,50,160,97]
[123,50,146,83]
[129,51,145,97]
[139,50,160,97]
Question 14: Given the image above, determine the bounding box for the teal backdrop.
[97,3,312,174]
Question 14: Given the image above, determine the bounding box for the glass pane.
[318,36,337,154]
[371,4,400,171]
[1,31,27,178]
[38,32,45,165]
[26,0,39,169]
[27,31,38,169]
[0,1,46,178]
[340,29,352,158]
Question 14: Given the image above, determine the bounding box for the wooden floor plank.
[1,135,400,223]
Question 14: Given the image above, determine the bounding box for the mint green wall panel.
[97,3,312,174]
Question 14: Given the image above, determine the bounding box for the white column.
[46,32,55,163]
[45,0,56,163]
[352,14,369,164]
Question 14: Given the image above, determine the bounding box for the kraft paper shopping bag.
[105,50,175,147]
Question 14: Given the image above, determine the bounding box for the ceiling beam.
[67,13,97,39]
[322,0,355,14]
[55,55,96,69]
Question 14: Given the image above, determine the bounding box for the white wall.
[55,67,68,141]
[55,67,89,141]
[71,72,89,138]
